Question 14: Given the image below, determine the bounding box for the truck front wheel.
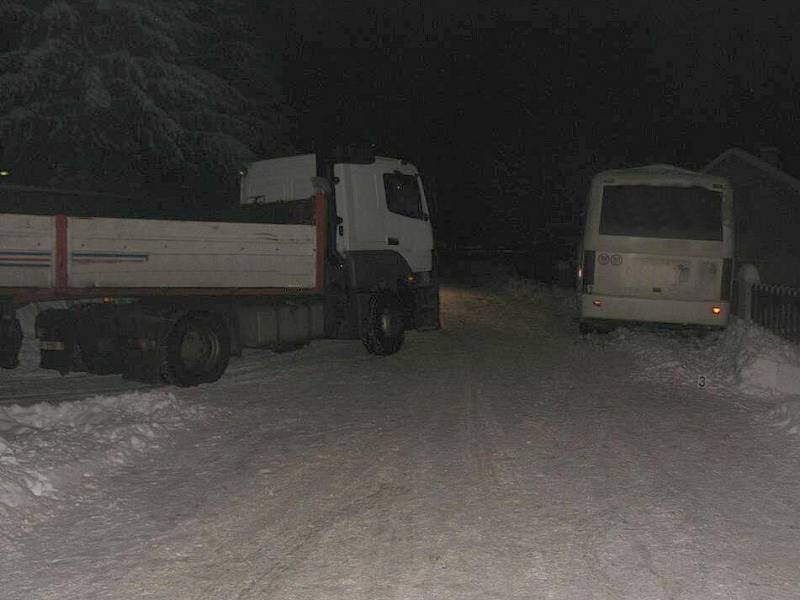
[161,313,231,386]
[361,293,405,356]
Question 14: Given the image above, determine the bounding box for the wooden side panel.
[67,217,317,289]
[0,214,55,288]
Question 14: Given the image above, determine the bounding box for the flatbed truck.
[0,149,439,385]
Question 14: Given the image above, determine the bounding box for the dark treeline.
[0,0,292,205]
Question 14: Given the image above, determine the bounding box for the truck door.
[334,158,433,272]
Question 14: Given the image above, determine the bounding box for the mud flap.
[0,310,23,369]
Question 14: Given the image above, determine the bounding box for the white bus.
[577,164,734,333]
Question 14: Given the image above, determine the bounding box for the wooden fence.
[750,283,800,343]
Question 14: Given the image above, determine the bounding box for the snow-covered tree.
[0,1,293,195]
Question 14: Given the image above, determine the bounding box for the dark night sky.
[272,1,800,160]
[263,1,800,247]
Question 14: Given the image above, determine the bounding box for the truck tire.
[161,313,231,387]
[361,293,405,355]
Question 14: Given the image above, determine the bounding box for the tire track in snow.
[230,342,464,599]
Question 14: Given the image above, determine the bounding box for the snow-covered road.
[2,284,800,599]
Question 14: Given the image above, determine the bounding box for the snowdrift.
[608,318,800,434]
[610,318,800,395]
[503,276,800,436]
[0,391,201,521]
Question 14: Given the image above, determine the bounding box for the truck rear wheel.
[161,313,231,386]
[361,293,405,355]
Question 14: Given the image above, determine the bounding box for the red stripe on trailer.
[0,256,50,262]
[313,193,327,293]
[4,286,319,306]
[55,214,68,288]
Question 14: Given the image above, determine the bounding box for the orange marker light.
[711,306,722,315]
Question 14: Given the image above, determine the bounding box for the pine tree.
[0,0,292,196]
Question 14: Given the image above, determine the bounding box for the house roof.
[595,163,729,188]
[600,163,698,177]
[703,147,800,195]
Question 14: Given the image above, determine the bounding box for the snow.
[0,391,205,520]
[601,312,800,435]
[1,282,800,598]
[771,398,800,435]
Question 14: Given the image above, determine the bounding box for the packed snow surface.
[1,282,799,599]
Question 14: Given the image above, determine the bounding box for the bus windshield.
[599,185,723,241]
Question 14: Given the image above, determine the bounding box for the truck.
[0,148,440,386]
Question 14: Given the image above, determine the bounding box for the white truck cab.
[241,152,433,275]
[334,157,433,274]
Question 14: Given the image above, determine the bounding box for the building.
[704,147,800,287]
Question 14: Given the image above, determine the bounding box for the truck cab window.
[384,173,423,219]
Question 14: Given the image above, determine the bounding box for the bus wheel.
[161,313,231,386]
[362,293,405,355]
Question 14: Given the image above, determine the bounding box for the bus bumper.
[579,295,730,328]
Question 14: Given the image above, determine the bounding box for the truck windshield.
[599,185,723,241]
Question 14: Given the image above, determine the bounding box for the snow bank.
[487,280,800,436]
[607,318,800,435]
[0,391,201,520]
[609,318,800,397]
[490,277,800,435]
[500,278,800,402]
[733,322,800,397]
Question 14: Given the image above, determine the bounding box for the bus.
[577,164,734,333]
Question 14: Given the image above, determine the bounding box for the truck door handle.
[387,237,399,246]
